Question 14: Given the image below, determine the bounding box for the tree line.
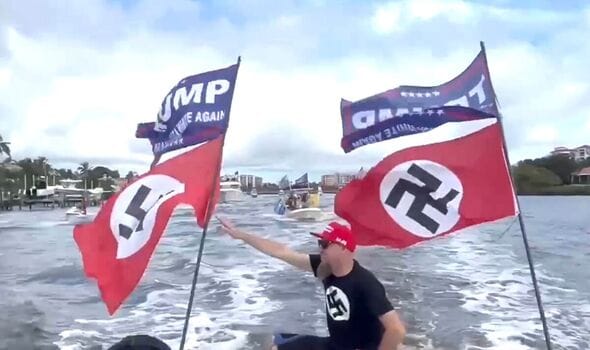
[3,133,590,196]
[513,154,590,193]
[0,156,138,195]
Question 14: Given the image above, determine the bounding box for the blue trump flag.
[339,46,498,153]
[343,106,497,152]
[136,58,241,162]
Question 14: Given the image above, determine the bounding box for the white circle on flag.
[110,174,185,259]
[379,160,463,238]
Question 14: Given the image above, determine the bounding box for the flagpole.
[178,56,241,350]
[480,41,552,350]
[178,136,225,350]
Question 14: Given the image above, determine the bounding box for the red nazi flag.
[335,122,517,249]
[74,137,223,315]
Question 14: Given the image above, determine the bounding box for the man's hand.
[216,216,244,239]
[215,216,313,273]
[378,310,406,350]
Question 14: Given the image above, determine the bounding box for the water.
[0,195,588,349]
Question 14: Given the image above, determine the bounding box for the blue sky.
[1,0,589,183]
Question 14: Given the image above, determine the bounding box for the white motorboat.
[219,176,243,202]
[275,189,323,221]
[68,212,96,225]
[66,204,95,224]
[250,188,258,198]
[65,194,95,224]
[26,177,57,199]
[65,206,84,217]
[286,207,323,221]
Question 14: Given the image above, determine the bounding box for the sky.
[1,0,589,183]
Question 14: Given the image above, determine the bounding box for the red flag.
[335,122,517,249]
[74,137,223,315]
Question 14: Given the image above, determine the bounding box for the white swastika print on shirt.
[325,286,350,321]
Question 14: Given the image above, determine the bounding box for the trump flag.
[136,60,240,158]
[340,47,498,153]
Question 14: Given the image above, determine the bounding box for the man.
[217,217,406,350]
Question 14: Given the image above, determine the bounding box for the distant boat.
[274,189,323,221]
[286,207,323,221]
[250,188,258,198]
[65,206,83,217]
[68,212,95,225]
[65,196,95,224]
[26,176,56,199]
[219,175,242,202]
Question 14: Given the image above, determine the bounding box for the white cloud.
[371,0,576,36]
[1,0,590,179]
[372,3,403,34]
[525,125,558,144]
[371,0,485,34]
[406,0,473,22]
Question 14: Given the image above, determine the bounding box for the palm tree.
[77,162,91,189]
[77,162,90,178]
[0,134,11,163]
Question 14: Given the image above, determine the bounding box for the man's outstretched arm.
[217,216,313,273]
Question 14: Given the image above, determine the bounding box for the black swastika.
[327,289,348,318]
[119,185,152,239]
[385,163,459,234]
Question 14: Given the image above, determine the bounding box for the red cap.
[310,222,356,252]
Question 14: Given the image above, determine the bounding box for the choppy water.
[0,195,588,349]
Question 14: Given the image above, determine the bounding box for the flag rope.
[480,41,552,350]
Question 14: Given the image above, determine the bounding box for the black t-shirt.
[309,254,394,349]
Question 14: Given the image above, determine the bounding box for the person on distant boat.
[294,193,302,209]
[286,194,297,211]
[301,192,309,207]
[216,218,406,350]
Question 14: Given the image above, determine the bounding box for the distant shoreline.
[259,186,590,196]
[516,185,590,196]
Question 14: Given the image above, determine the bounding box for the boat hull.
[220,190,243,202]
[286,208,323,221]
[68,213,95,225]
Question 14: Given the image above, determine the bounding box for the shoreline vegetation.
[512,154,590,196]
[517,185,590,196]
[1,151,590,197]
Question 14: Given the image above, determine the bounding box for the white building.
[550,145,590,161]
[239,174,263,189]
[321,169,365,187]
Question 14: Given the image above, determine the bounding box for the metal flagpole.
[480,41,552,350]
[179,56,241,350]
[178,135,226,350]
